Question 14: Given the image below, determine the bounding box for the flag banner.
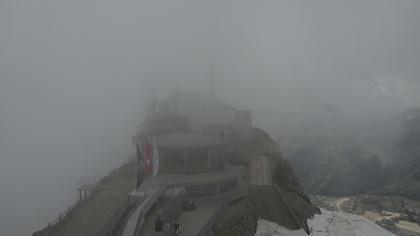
[152,137,160,176]
[145,139,153,177]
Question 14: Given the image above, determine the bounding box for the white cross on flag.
[152,137,159,176]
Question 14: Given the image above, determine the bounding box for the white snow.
[254,209,396,236]
[396,220,420,234]
[255,218,307,236]
[308,209,396,236]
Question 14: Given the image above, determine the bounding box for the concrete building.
[155,132,225,174]
[145,93,252,135]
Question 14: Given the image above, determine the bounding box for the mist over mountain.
[1,0,420,235]
[284,106,420,198]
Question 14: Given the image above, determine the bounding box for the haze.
[1,0,419,235]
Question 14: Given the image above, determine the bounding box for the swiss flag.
[144,140,153,177]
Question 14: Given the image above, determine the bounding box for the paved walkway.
[54,165,136,236]
[177,197,225,236]
[122,186,164,236]
[120,167,245,236]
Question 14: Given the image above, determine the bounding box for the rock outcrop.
[208,127,318,235]
[311,194,420,236]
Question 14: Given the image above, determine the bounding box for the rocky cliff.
[287,107,420,200]
[207,127,318,235]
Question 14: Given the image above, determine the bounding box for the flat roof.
[155,133,223,148]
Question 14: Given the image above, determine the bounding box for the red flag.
[145,140,153,177]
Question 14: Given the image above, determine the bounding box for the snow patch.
[396,220,420,234]
[255,209,396,236]
[309,209,396,236]
[254,218,307,236]
[362,210,401,222]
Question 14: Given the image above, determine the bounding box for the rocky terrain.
[289,146,385,196]
[311,194,420,236]
[206,127,318,235]
[206,197,257,236]
[287,107,420,200]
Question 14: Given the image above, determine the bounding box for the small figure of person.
[155,215,162,232]
[174,223,181,236]
[136,162,144,189]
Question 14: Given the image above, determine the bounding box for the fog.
[1,0,420,235]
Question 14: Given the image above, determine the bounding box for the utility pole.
[210,58,215,97]
[209,40,216,97]
[147,64,158,117]
[174,77,178,116]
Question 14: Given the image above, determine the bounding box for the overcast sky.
[1,0,420,235]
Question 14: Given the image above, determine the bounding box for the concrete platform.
[53,165,136,236]
[120,166,245,236]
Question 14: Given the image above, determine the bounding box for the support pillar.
[207,150,211,172]
[78,189,82,203]
[184,150,188,172]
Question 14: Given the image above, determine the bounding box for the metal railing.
[32,200,82,236]
[32,162,133,236]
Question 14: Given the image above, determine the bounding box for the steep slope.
[286,107,420,198]
[388,108,420,186]
[288,145,385,196]
[207,127,318,235]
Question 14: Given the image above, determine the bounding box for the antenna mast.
[174,76,178,116]
[209,41,215,97]
[149,65,158,116]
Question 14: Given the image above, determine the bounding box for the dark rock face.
[207,127,318,234]
[289,147,385,196]
[288,107,420,199]
[272,158,320,232]
[249,185,302,231]
[392,107,420,183]
[273,158,305,196]
[206,198,258,236]
[208,212,257,236]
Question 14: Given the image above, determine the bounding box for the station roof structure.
[155,132,223,148]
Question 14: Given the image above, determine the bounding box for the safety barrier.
[32,162,134,236]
